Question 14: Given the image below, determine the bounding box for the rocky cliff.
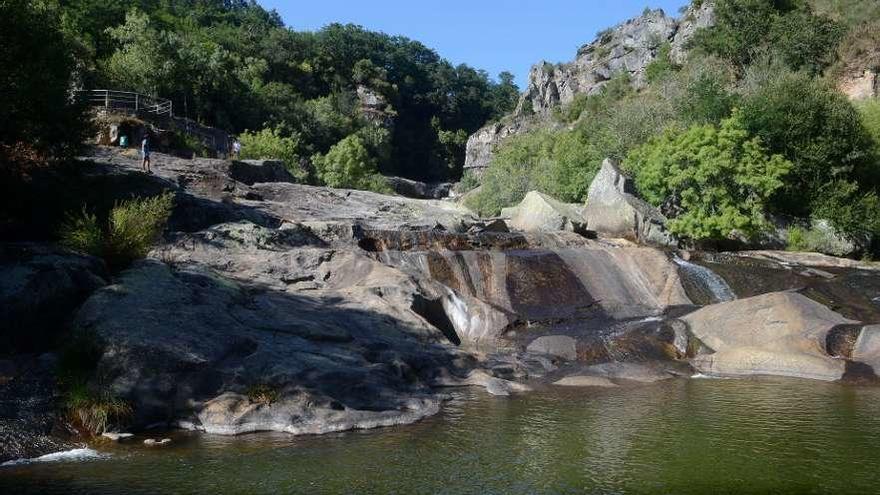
[464,2,715,174]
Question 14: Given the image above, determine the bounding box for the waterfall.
[673,257,736,303]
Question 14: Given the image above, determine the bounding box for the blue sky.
[261,0,690,89]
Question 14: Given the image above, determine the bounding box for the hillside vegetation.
[470,0,880,255]
[1,0,518,184]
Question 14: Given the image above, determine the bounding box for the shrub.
[56,330,130,436]
[692,0,841,74]
[64,381,132,436]
[247,384,279,405]
[312,134,391,193]
[457,170,481,194]
[645,43,678,83]
[625,112,792,241]
[61,192,174,271]
[238,127,306,182]
[738,71,874,216]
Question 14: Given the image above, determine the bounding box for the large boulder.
[582,159,675,246]
[385,176,453,200]
[73,259,467,434]
[682,292,857,381]
[502,191,590,235]
[229,160,296,186]
[0,243,108,352]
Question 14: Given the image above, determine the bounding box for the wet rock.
[579,362,675,383]
[463,370,531,396]
[143,438,171,446]
[503,191,591,235]
[527,335,578,361]
[582,159,675,246]
[683,292,856,381]
[0,355,78,464]
[552,376,618,388]
[101,432,134,442]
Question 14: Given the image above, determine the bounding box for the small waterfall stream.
[673,257,737,303]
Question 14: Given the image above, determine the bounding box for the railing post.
[104,91,109,110]
[135,94,139,112]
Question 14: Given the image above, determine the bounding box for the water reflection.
[3,377,880,494]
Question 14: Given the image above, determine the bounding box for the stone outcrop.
[385,176,454,199]
[0,243,108,351]
[582,159,675,246]
[501,191,590,235]
[463,2,715,174]
[682,292,857,381]
[838,69,880,101]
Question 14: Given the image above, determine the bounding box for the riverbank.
[4,379,880,494]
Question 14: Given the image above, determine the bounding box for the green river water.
[2,376,880,494]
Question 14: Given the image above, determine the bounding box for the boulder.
[527,335,578,361]
[682,292,857,381]
[385,176,453,199]
[838,69,880,101]
[229,160,296,185]
[852,325,880,374]
[504,191,590,235]
[0,243,108,352]
[582,159,675,246]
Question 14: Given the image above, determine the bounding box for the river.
[2,377,880,494]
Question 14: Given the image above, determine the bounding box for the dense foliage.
[46,0,518,181]
[0,0,88,160]
[625,113,791,240]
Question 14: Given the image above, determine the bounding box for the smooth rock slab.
[553,376,618,387]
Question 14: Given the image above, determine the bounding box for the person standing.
[141,134,152,174]
[232,139,241,159]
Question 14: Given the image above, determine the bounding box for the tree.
[625,112,792,241]
[738,71,874,216]
[0,0,87,159]
[312,135,389,192]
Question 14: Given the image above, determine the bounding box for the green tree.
[625,112,792,241]
[738,71,874,215]
[312,135,390,192]
[238,127,306,181]
[0,0,87,158]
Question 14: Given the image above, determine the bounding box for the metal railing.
[78,89,173,117]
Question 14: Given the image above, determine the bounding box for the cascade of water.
[673,257,737,303]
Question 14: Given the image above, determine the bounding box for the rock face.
[838,69,880,101]
[463,3,716,174]
[583,159,675,246]
[502,191,590,235]
[683,292,856,381]
[385,176,454,200]
[0,243,108,352]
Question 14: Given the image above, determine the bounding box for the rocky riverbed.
[2,146,880,463]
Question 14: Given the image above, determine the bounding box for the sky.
[261,0,691,89]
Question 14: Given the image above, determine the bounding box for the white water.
[673,257,737,303]
[1,448,108,467]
